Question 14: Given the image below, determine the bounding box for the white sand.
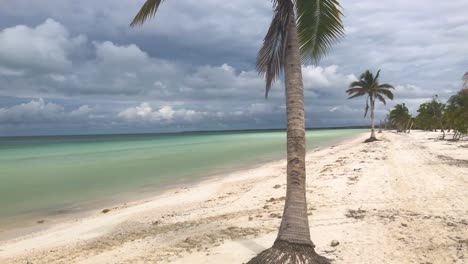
[0,131,467,264]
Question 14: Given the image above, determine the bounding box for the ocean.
[0,129,365,223]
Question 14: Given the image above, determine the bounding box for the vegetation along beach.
[0,0,467,263]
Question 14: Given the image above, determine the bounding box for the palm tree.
[389,103,410,132]
[447,88,468,140]
[346,70,394,142]
[430,95,446,139]
[130,0,344,263]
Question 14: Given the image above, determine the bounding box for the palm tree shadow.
[238,239,268,255]
[364,137,379,143]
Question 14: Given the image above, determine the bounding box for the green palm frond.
[257,0,293,98]
[375,94,387,105]
[349,80,365,88]
[296,0,344,63]
[363,71,374,87]
[130,0,164,27]
[373,69,381,83]
[346,69,395,118]
[378,83,394,89]
[347,92,366,99]
[346,87,365,95]
[376,88,394,100]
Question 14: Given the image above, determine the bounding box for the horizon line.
[0,125,370,138]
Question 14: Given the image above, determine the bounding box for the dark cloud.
[0,0,467,136]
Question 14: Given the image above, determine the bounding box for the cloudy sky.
[0,0,467,136]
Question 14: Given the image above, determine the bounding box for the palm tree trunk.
[440,123,445,139]
[405,118,411,133]
[370,98,376,139]
[275,11,311,247]
[247,10,329,264]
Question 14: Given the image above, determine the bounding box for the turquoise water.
[0,129,364,221]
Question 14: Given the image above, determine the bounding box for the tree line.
[385,72,467,140]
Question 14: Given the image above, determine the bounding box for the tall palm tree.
[346,70,394,142]
[130,1,344,262]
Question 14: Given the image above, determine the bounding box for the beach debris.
[266,197,286,203]
[307,207,317,216]
[269,213,281,218]
[330,240,340,247]
[37,220,45,224]
[101,208,111,214]
[347,175,359,185]
[273,184,281,189]
[345,208,367,219]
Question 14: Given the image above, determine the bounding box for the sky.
[0,0,467,136]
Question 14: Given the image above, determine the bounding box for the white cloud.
[94,41,150,65]
[0,19,86,73]
[118,103,204,123]
[49,74,67,82]
[329,106,339,112]
[247,103,274,114]
[0,66,25,76]
[0,99,94,124]
[302,65,357,92]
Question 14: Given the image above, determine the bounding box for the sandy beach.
[0,131,467,264]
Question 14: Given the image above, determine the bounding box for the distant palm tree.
[390,103,410,132]
[346,70,394,142]
[130,0,344,262]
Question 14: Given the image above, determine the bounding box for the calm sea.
[0,129,365,223]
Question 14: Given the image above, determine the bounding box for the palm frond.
[363,70,374,86]
[373,69,381,83]
[346,87,365,95]
[257,1,293,98]
[349,80,365,88]
[378,83,395,89]
[130,0,164,27]
[347,92,366,99]
[296,0,344,63]
[376,88,394,100]
[375,94,387,105]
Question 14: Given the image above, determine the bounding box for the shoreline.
[1,131,466,264]
[0,131,365,242]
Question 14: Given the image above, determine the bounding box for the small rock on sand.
[102,209,111,214]
[330,240,340,247]
[273,184,281,189]
[269,213,281,218]
[37,220,45,224]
